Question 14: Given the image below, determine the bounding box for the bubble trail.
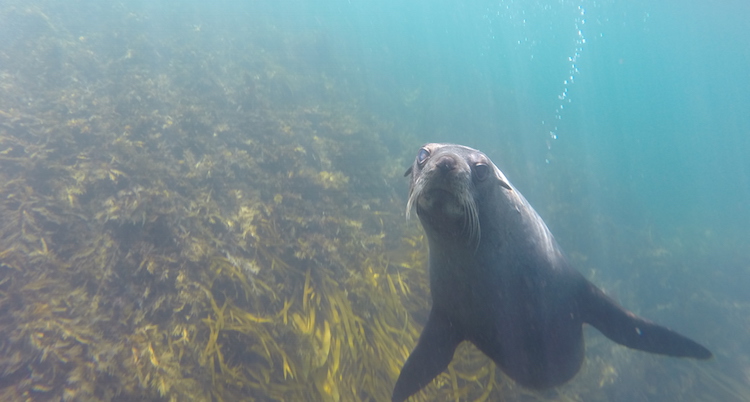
[549,2,587,147]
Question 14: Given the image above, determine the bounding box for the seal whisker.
[464,197,480,251]
[405,178,422,220]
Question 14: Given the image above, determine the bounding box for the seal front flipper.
[392,309,463,402]
[580,280,712,359]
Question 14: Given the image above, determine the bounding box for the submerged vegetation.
[0,2,466,401]
[0,1,748,402]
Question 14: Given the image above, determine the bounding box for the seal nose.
[436,156,456,173]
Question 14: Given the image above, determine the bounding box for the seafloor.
[0,2,747,402]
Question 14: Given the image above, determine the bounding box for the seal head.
[405,144,506,249]
[393,143,711,402]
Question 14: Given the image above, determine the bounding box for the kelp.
[1,2,748,402]
[0,2,431,401]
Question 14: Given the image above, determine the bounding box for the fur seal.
[392,143,711,402]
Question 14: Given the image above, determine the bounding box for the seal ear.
[492,165,512,190]
[499,179,512,190]
[404,166,413,177]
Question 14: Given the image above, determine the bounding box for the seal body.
[392,143,711,402]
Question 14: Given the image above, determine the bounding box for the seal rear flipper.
[580,281,712,359]
[392,309,463,402]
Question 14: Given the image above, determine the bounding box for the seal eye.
[474,163,490,181]
[417,148,430,166]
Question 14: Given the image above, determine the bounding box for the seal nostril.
[437,158,455,173]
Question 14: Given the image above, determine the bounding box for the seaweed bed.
[1,2,748,402]
[0,2,473,401]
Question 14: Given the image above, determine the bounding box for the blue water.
[237,0,750,234]
[2,0,749,400]
[292,0,750,357]
[235,0,750,398]
[306,0,750,274]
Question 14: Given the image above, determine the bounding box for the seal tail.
[580,280,712,359]
[392,309,463,402]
